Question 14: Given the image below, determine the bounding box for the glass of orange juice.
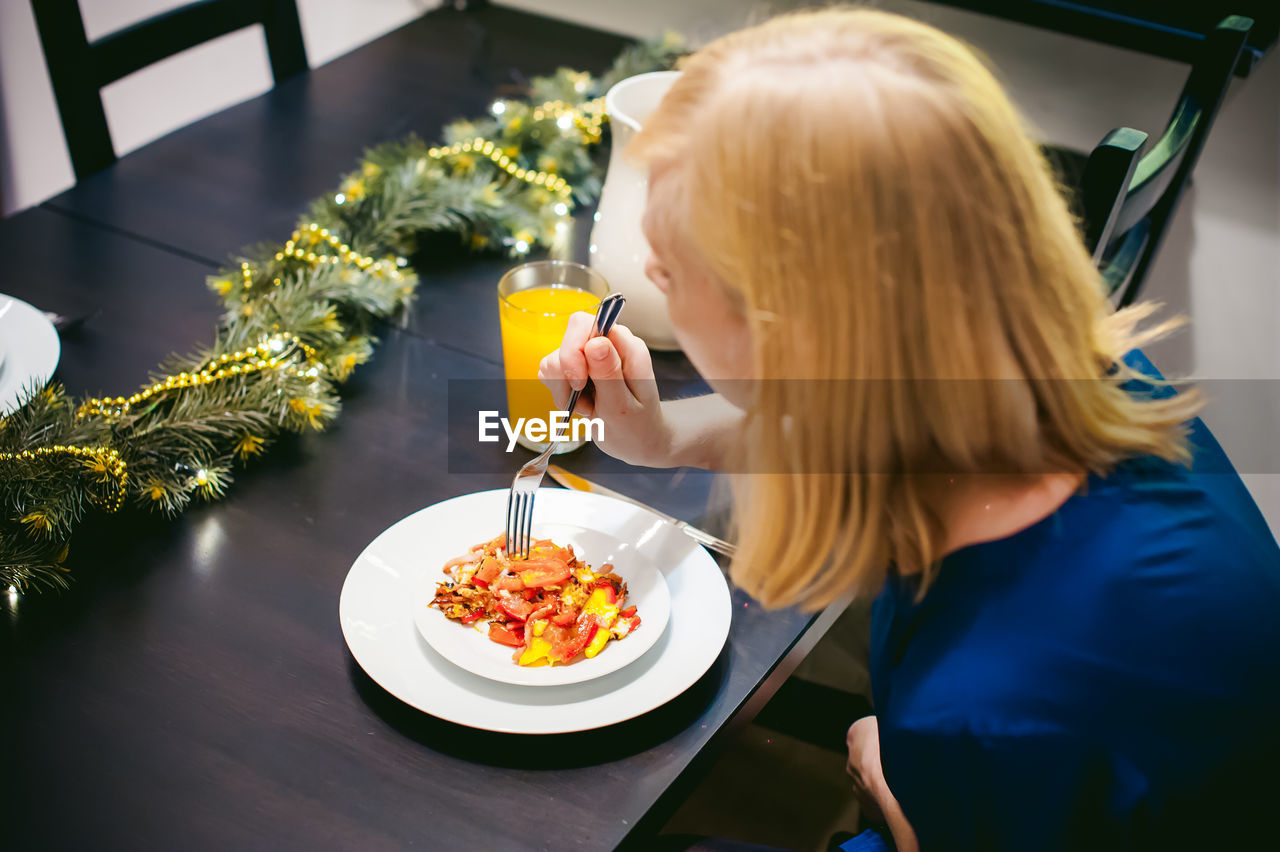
[498,260,609,453]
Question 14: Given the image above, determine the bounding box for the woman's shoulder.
[875,453,1280,734]
[873,349,1280,802]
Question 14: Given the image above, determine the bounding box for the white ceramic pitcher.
[589,71,682,351]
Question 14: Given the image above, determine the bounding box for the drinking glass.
[497,260,609,453]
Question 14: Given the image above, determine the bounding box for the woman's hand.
[847,716,920,852]
[538,312,676,468]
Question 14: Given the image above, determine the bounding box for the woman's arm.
[539,312,742,469]
[847,717,920,852]
[660,393,743,470]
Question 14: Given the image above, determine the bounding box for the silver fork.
[505,292,625,559]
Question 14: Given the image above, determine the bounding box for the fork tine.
[523,492,535,558]
[520,492,533,558]
[511,492,522,560]
[513,492,525,560]
[505,490,517,557]
[510,491,521,560]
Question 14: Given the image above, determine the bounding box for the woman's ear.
[644,255,670,294]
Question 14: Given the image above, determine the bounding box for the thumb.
[584,337,635,416]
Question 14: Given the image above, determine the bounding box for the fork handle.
[564,292,625,418]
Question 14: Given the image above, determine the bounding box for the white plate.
[414,523,671,686]
[0,294,60,415]
[340,488,733,734]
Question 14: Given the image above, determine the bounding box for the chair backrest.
[1090,15,1252,307]
[1078,127,1147,264]
[31,0,308,181]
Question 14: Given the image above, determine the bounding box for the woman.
[541,9,1280,851]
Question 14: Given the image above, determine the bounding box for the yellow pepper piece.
[584,626,611,659]
[518,636,554,667]
[580,587,619,629]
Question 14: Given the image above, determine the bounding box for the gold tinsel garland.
[0,34,685,595]
[76,334,318,420]
[0,446,128,515]
[428,134,575,196]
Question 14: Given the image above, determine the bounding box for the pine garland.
[0,34,684,595]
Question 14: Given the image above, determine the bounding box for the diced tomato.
[619,605,636,619]
[493,574,524,592]
[487,623,524,646]
[473,558,501,587]
[531,540,574,561]
[521,588,538,601]
[517,558,571,588]
[547,618,596,662]
[612,614,641,638]
[518,556,569,572]
[551,608,577,626]
[498,597,537,622]
[460,611,485,624]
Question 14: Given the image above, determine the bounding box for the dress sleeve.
[879,725,1149,852]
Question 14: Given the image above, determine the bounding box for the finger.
[558,311,598,392]
[538,351,573,410]
[584,337,637,417]
[606,324,659,405]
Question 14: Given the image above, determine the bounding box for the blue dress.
[868,353,1280,851]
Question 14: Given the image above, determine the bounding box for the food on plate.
[430,534,641,666]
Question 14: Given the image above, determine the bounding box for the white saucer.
[414,520,672,686]
[0,294,60,415]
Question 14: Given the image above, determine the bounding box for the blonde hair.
[631,8,1199,609]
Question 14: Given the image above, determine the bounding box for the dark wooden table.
[3,6,837,851]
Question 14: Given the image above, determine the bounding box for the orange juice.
[498,285,602,445]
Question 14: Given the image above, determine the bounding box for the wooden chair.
[31,0,308,181]
[1078,128,1147,266]
[1076,15,1253,307]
